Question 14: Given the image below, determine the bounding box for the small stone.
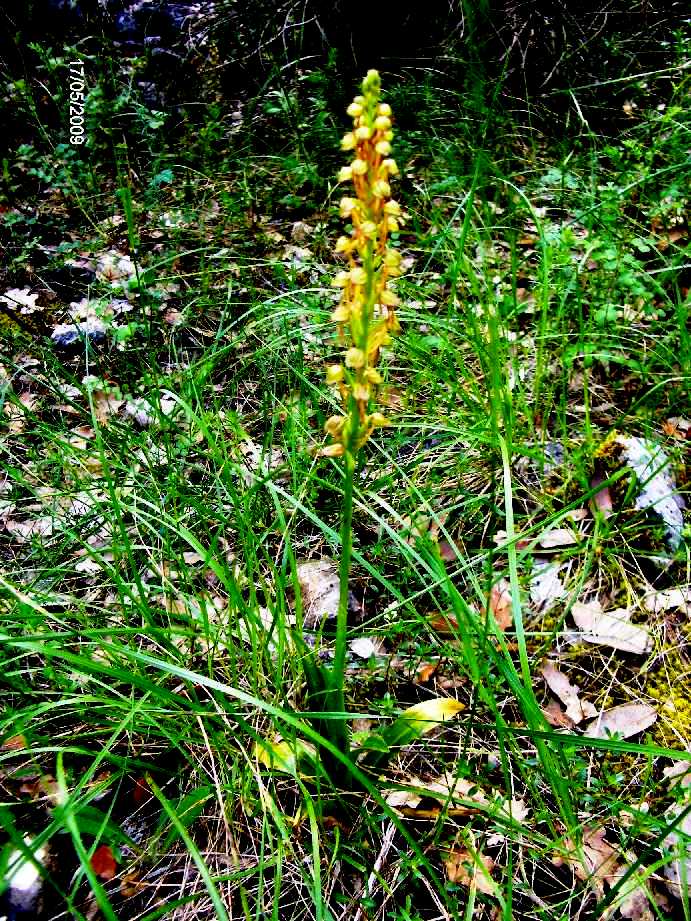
[51,319,106,349]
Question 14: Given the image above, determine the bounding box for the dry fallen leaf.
[571,600,652,654]
[543,698,576,728]
[296,558,339,628]
[662,417,690,440]
[531,559,567,609]
[415,661,439,684]
[553,825,620,897]
[591,475,614,518]
[427,610,460,634]
[0,287,41,313]
[91,844,117,881]
[539,527,578,549]
[541,661,597,724]
[642,587,691,615]
[385,772,488,818]
[444,847,496,895]
[349,637,381,659]
[663,769,691,899]
[489,577,513,630]
[585,703,657,740]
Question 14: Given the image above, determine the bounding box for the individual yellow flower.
[372,179,391,199]
[345,347,365,369]
[326,364,344,384]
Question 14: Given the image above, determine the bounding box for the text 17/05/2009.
[69,60,85,144]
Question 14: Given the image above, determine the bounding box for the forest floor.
[1,33,691,921]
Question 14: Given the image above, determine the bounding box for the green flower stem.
[328,428,357,764]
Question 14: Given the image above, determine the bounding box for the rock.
[51,319,106,349]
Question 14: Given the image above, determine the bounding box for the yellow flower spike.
[345,347,365,369]
[322,71,402,458]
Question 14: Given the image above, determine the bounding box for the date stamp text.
[68,60,85,144]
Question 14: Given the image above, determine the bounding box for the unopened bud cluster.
[322,70,403,458]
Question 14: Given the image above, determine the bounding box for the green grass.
[1,41,690,921]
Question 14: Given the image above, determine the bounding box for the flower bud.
[374,116,391,131]
[380,289,400,307]
[353,95,365,105]
[331,271,350,287]
[351,159,368,176]
[326,364,344,384]
[355,125,372,140]
[345,347,365,369]
[375,140,391,156]
[324,414,346,435]
[377,103,392,117]
[363,70,380,91]
[340,132,356,150]
[338,165,353,183]
[339,197,357,217]
[347,102,363,118]
[364,367,383,384]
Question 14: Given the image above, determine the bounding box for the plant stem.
[329,449,356,761]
